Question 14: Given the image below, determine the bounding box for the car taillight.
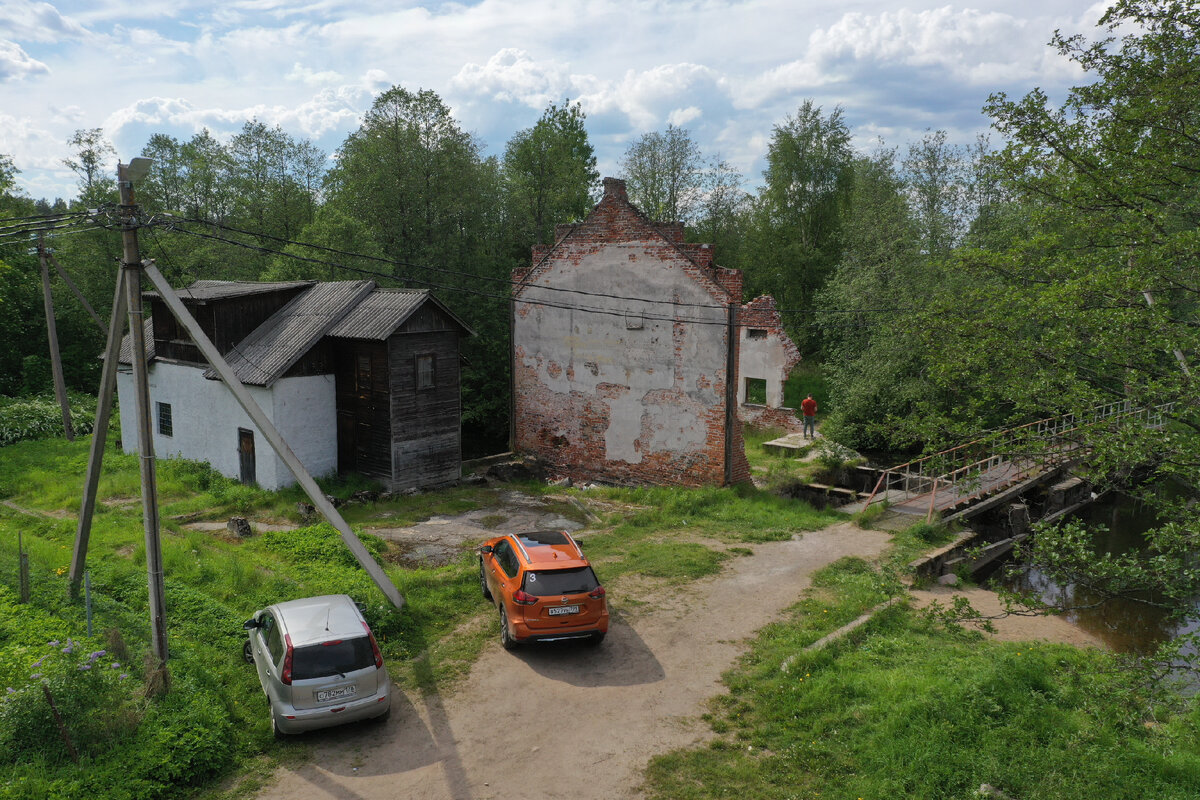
[588,585,606,600]
[513,589,538,605]
[281,634,294,685]
[362,621,384,669]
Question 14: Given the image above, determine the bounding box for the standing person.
[800,393,818,439]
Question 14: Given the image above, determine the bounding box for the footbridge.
[846,402,1174,522]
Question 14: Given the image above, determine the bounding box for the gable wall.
[513,201,750,486]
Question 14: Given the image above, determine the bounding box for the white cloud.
[452,49,571,108]
[0,1,87,43]
[668,106,702,127]
[287,63,342,86]
[0,40,49,81]
[739,7,1082,108]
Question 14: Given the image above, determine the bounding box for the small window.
[747,328,768,339]
[415,354,436,390]
[745,377,767,405]
[625,312,644,330]
[156,402,173,437]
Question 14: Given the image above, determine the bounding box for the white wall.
[116,362,337,491]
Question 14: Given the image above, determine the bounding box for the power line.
[158,216,915,328]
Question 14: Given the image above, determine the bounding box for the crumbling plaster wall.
[738,295,803,432]
[512,180,749,486]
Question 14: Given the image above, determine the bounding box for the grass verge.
[644,534,1200,800]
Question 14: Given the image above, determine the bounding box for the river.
[999,491,1199,656]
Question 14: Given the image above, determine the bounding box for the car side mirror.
[478,545,494,554]
[242,618,260,630]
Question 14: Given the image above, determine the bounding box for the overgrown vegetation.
[645,550,1200,800]
[0,393,96,446]
[0,432,845,798]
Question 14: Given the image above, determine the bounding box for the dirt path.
[255,523,890,800]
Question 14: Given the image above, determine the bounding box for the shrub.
[0,393,97,447]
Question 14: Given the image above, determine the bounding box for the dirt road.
[256,523,890,800]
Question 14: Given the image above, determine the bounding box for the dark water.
[999,493,1199,655]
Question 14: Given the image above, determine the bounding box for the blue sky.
[1,0,1105,203]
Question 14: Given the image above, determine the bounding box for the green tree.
[503,101,598,248]
[911,0,1200,644]
[619,124,703,223]
[816,148,947,449]
[63,128,117,206]
[321,87,513,452]
[743,101,854,352]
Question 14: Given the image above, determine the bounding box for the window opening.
[156,402,173,437]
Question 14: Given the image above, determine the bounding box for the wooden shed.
[118,280,473,492]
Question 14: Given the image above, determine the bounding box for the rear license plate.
[548,605,580,616]
[317,685,357,703]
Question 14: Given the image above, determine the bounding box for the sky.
[0,0,1108,203]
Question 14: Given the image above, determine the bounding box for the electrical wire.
[158,218,910,330]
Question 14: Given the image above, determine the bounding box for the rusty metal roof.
[204,280,376,386]
[327,288,475,340]
[146,279,314,302]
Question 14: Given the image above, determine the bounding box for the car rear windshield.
[291,636,375,680]
[522,566,599,596]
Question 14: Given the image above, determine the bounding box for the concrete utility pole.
[70,270,127,594]
[118,159,169,666]
[37,234,74,441]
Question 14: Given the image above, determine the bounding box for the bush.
[0,393,97,446]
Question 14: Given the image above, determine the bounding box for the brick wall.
[512,177,750,486]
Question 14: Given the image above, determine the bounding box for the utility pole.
[118,159,169,667]
[37,234,74,441]
[70,270,127,594]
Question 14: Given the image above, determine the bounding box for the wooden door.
[238,428,256,486]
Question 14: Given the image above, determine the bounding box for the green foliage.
[646,557,1200,800]
[619,124,704,224]
[503,101,598,246]
[258,524,386,568]
[601,540,729,582]
[585,484,842,545]
[743,100,854,352]
[0,393,96,446]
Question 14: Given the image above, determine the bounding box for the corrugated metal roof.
[147,279,314,302]
[204,280,376,386]
[328,288,476,340]
[327,289,427,340]
[117,318,155,365]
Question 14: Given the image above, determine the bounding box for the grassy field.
[643,527,1200,800]
[0,429,844,799]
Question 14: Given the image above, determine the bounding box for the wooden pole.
[118,162,169,666]
[37,234,74,441]
[140,260,406,610]
[69,270,128,593]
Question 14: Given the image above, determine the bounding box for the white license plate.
[548,605,580,616]
[316,685,357,703]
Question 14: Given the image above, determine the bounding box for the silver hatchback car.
[242,594,391,737]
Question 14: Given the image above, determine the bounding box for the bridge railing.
[862,401,1176,513]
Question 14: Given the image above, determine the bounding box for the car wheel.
[499,606,518,651]
[271,713,285,740]
[586,631,606,646]
[479,558,492,601]
[242,640,254,664]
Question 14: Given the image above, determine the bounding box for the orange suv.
[479,530,609,649]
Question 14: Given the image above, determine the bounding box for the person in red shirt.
[800,394,818,439]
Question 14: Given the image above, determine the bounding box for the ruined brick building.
[737,295,804,432]
[510,177,754,486]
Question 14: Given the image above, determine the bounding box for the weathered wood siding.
[151,287,307,363]
[333,340,392,480]
[388,330,462,490]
